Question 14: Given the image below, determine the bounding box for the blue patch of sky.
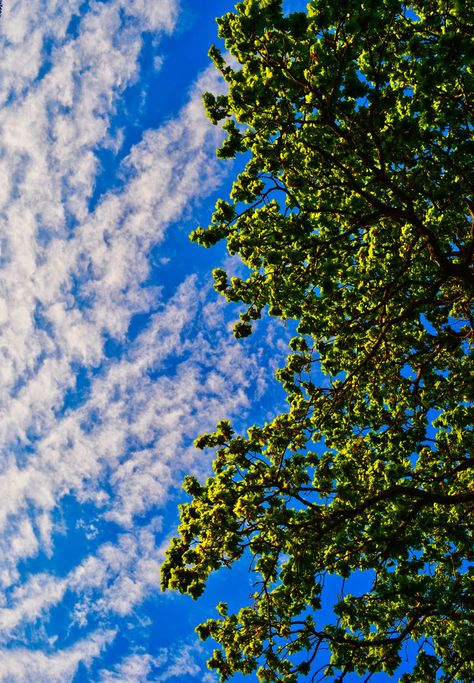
[34,299,55,336]
[144,350,193,385]
[60,364,91,412]
[79,406,103,434]
[15,496,119,581]
[45,592,90,648]
[144,221,227,303]
[419,313,438,336]
[126,310,156,343]
[88,0,237,213]
[283,0,310,14]
[35,37,55,83]
[0,235,9,267]
[65,2,89,41]
[9,439,36,470]
[103,333,125,360]
[72,663,91,683]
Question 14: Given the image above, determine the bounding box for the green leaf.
[162,1,474,681]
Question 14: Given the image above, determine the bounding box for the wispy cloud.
[0,629,116,682]
[0,0,284,678]
[98,643,208,683]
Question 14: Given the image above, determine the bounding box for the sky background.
[0,1,298,680]
[0,1,409,681]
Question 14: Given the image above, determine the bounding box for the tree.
[161,1,474,681]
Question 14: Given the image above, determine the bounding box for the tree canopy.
[161,1,474,681]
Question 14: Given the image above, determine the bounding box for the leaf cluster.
[163,1,474,681]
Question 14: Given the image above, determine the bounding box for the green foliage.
[162,1,474,681]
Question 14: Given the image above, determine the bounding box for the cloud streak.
[0,0,284,678]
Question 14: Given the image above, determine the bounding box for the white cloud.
[0,573,67,631]
[0,629,115,682]
[154,644,202,682]
[0,0,286,676]
[98,641,212,683]
[98,652,160,682]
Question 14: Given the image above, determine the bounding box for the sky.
[0,0,297,680]
[0,1,414,681]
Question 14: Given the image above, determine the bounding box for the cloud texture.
[0,1,282,679]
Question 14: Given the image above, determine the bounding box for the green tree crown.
[162,1,474,681]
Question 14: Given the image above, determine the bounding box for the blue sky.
[0,1,412,681]
[0,1,295,680]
